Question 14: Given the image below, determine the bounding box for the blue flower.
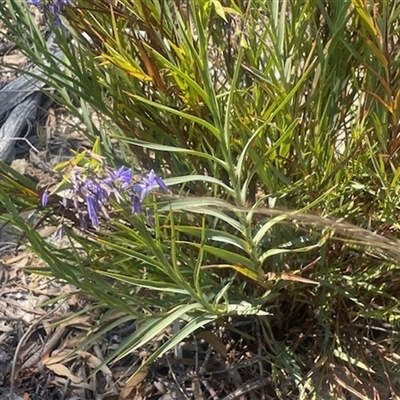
[85,194,99,229]
[41,190,49,207]
[40,165,168,230]
[104,166,133,190]
[131,194,143,214]
[85,178,108,203]
[134,170,168,201]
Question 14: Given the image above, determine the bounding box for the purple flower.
[84,178,108,203]
[105,166,133,190]
[39,165,168,230]
[134,170,168,201]
[41,190,49,207]
[85,194,99,229]
[80,177,110,229]
[131,194,142,214]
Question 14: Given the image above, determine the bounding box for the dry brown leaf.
[4,251,30,266]
[196,330,227,359]
[59,315,92,329]
[14,257,30,268]
[66,294,79,306]
[45,363,82,383]
[59,334,85,350]
[37,226,58,238]
[78,351,112,376]
[334,375,368,400]
[120,368,148,399]
[18,340,36,357]
[2,53,27,65]
[42,349,74,365]
[265,272,319,285]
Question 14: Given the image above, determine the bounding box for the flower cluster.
[27,0,72,25]
[41,167,168,230]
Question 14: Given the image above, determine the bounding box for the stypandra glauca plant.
[1,0,400,398]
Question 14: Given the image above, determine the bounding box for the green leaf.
[134,313,218,374]
[114,302,210,363]
[212,0,227,22]
[91,136,102,156]
[130,95,221,139]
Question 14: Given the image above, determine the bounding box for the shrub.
[1,0,400,398]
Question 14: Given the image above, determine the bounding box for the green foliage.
[2,0,400,398]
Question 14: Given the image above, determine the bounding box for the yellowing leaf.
[350,0,377,37]
[92,136,102,156]
[99,53,152,81]
[230,265,261,282]
[202,264,269,288]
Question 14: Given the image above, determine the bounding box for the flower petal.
[41,190,49,207]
